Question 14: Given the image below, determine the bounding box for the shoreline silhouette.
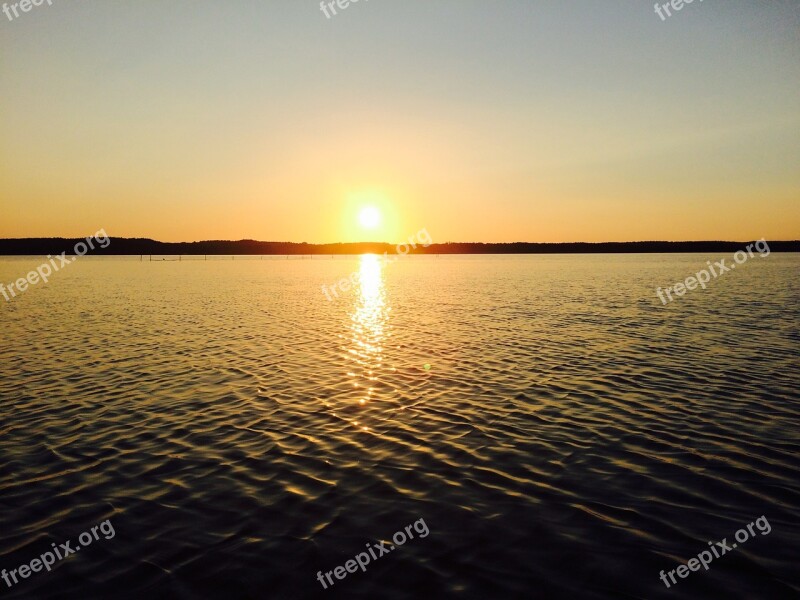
[1,238,798,256]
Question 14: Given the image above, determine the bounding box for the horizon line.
[1,237,799,256]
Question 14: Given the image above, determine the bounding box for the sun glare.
[358,206,381,230]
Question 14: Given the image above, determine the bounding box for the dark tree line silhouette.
[0,238,797,256]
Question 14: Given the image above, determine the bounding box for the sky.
[1,0,799,243]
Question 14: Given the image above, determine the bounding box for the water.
[1,254,798,599]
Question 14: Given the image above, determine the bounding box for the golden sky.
[1,1,798,243]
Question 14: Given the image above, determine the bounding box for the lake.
[1,254,798,599]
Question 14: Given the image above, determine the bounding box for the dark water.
[1,254,798,599]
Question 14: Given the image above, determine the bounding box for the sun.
[358,206,382,229]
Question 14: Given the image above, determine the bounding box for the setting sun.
[358,206,382,230]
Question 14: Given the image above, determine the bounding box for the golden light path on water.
[346,255,390,430]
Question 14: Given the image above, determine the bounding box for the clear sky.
[1,0,798,243]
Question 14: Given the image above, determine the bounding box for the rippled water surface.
[1,254,798,600]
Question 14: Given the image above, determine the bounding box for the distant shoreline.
[0,238,798,255]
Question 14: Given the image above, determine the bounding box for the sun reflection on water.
[347,255,390,409]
